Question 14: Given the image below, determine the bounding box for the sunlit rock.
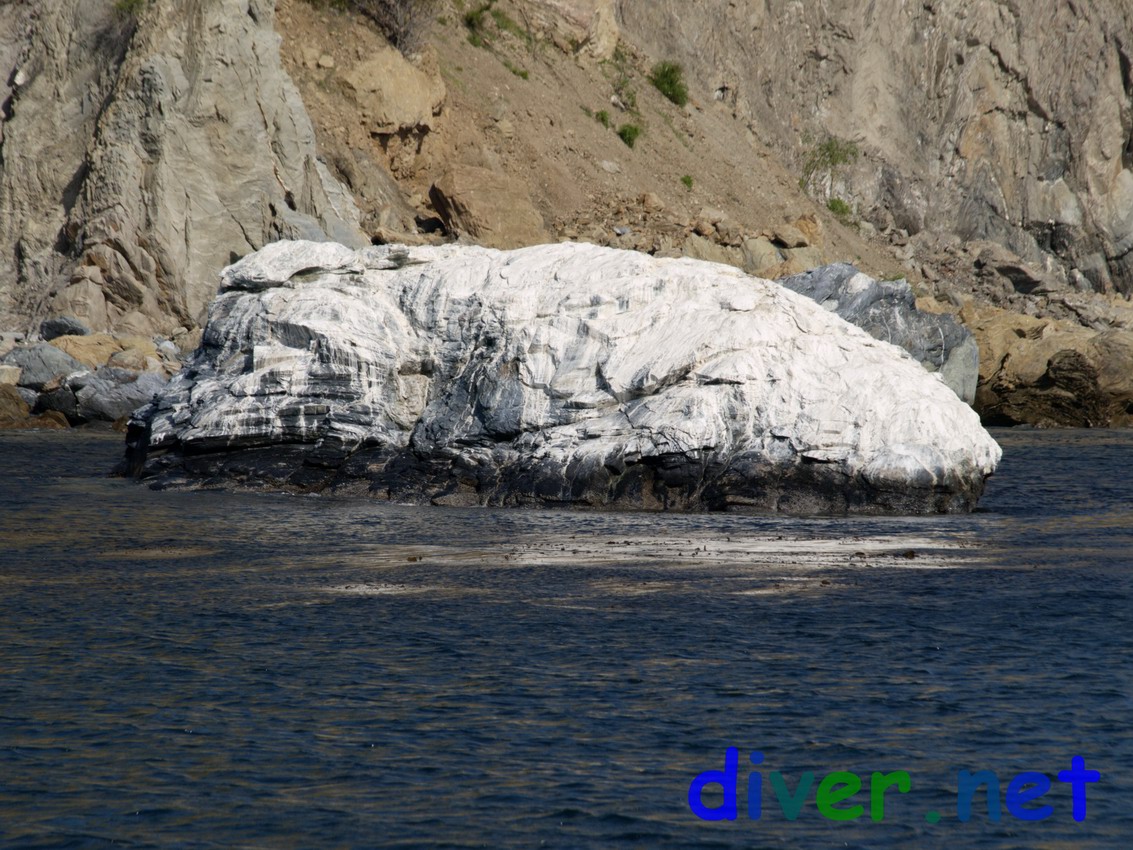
[126,240,1001,513]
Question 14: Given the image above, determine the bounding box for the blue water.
[1,428,1131,848]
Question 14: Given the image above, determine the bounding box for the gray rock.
[619,0,1133,294]
[40,316,90,341]
[74,367,169,423]
[0,0,366,335]
[779,264,979,404]
[127,241,1000,514]
[1,343,88,391]
[36,385,78,422]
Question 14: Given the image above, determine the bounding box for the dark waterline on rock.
[1,428,1131,848]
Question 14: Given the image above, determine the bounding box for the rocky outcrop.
[0,0,366,338]
[964,305,1133,427]
[127,240,1000,514]
[779,264,979,404]
[0,384,67,430]
[524,0,618,59]
[619,0,1133,295]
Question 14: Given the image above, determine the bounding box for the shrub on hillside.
[649,61,688,107]
[348,0,442,55]
[617,123,642,148]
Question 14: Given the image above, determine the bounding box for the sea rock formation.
[0,0,366,338]
[779,264,978,404]
[127,240,1000,514]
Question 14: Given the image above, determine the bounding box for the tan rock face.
[618,0,1133,294]
[965,306,1133,427]
[0,365,21,386]
[50,334,158,371]
[0,383,68,430]
[342,46,445,136]
[0,384,30,426]
[429,167,549,249]
[523,0,619,59]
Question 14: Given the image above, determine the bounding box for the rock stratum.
[126,241,1001,514]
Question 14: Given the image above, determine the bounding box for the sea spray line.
[688,749,1100,823]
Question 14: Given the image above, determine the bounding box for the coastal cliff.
[127,240,1001,514]
[2,0,1132,427]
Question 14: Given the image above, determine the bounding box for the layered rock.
[0,0,366,337]
[127,240,1000,514]
[779,264,978,404]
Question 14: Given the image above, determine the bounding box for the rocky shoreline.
[0,319,189,431]
[120,240,1000,514]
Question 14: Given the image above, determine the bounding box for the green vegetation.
[680,174,694,190]
[603,45,638,113]
[617,123,642,148]
[595,109,611,128]
[799,134,860,193]
[649,61,688,107]
[113,0,148,16]
[490,7,528,43]
[502,58,528,79]
[462,1,531,48]
[463,1,491,45]
[463,1,491,30]
[826,197,852,218]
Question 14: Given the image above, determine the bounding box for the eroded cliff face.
[0,0,365,337]
[619,0,1133,295]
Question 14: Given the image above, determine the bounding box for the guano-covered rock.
[126,241,1001,514]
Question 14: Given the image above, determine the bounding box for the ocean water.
[1,428,1131,849]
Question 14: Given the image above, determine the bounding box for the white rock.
[131,241,1001,513]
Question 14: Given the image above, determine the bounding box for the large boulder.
[0,383,30,426]
[0,383,68,430]
[50,333,159,371]
[71,367,168,423]
[127,240,1000,514]
[964,305,1133,427]
[341,45,446,137]
[1,343,87,390]
[40,315,89,341]
[779,264,979,404]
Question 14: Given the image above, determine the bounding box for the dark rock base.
[130,441,989,516]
